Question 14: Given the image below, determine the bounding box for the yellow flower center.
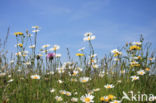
[100,97,104,101]
[34,76,38,79]
[82,80,87,82]
[85,97,91,102]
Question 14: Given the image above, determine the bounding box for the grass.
[0,28,156,103]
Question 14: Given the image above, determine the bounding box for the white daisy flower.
[80,94,94,103]
[30,74,40,80]
[104,84,114,89]
[130,75,139,81]
[80,77,90,83]
[137,70,145,75]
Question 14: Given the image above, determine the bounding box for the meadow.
[0,26,156,103]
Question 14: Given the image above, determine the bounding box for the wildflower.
[57,67,65,74]
[80,94,94,103]
[137,70,145,75]
[29,45,35,49]
[42,44,50,48]
[36,54,43,59]
[76,53,84,56]
[55,53,62,58]
[145,68,150,71]
[58,80,63,84]
[8,79,14,83]
[130,61,140,67]
[17,43,23,47]
[50,88,55,93]
[83,32,95,41]
[71,70,79,76]
[93,88,100,92]
[117,80,122,83]
[71,78,78,82]
[92,64,99,69]
[104,84,114,89]
[80,77,90,83]
[32,26,39,29]
[47,71,54,75]
[132,41,142,46]
[32,29,40,33]
[0,73,6,77]
[100,96,109,102]
[108,94,116,100]
[120,70,125,74]
[78,47,85,51]
[84,32,93,37]
[110,100,121,103]
[49,45,60,51]
[24,62,31,65]
[59,90,66,95]
[66,91,72,96]
[129,45,141,50]
[55,96,63,102]
[16,52,22,56]
[130,75,139,81]
[47,53,55,60]
[14,32,23,36]
[111,49,122,56]
[31,74,40,79]
[71,97,78,102]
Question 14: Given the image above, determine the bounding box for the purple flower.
[47,53,55,60]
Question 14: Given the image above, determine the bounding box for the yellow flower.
[76,53,84,56]
[129,45,141,50]
[17,43,23,47]
[100,97,105,101]
[14,32,23,36]
[145,68,150,71]
[108,94,115,100]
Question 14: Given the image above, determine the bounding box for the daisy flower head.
[110,100,121,103]
[83,32,95,41]
[130,75,139,81]
[17,43,23,47]
[84,32,93,37]
[42,44,50,48]
[100,96,109,102]
[71,70,79,76]
[80,77,90,83]
[8,79,14,83]
[108,94,116,100]
[80,94,94,103]
[50,88,55,93]
[49,45,60,51]
[111,49,122,56]
[104,84,114,89]
[55,96,63,102]
[31,74,40,80]
[132,41,142,46]
[32,29,40,33]
[78,47,85,51]
[66,91,72,96]
[59,90,66,95]
[130,61,140,67]
[0,72,6,77]
[29,45,35,49]
[71,97,78,102]
[32,26,39,29]
[137,70,145,75]
[55,53,62,58]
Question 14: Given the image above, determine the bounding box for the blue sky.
[0,0,156,59]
